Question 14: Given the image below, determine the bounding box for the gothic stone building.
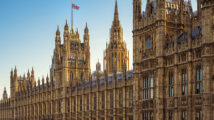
[1,0,214,120]
[133,0,214,120]
[0,1,134,120]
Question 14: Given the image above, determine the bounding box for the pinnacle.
[114,0,119,22]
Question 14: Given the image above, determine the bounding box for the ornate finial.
[84,22,89,33]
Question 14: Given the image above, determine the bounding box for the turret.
[84,23,91,76]
[42,76,45,87]
[27,70,30,80]
[38,78,41,87]
[201,0,214,43]
[10,67,16,97]
[197,0,202,19]
[23,74,26,89]
[84,23,89,42]
[96,60,101,72]
[14,66,17,80]
[63,20,70,55]
[55,25,61,47]
[31,67,35,85]
[14,66,18,92]
[2,87,8,100]
[133,0,142,29]
[46,74,49,87]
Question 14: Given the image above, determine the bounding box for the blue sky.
[0,0,197,98]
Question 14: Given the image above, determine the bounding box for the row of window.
[63,89,133,112]
[169,67,202,97]
[142,110,202,120]
[168,110,202,120]
[142,67,203,99]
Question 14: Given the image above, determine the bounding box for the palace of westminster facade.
[0,0,214,120]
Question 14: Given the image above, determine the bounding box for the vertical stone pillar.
[202,58,212,120]
[123,85,126,120]
[155,58,165,120]
[133,72,139,120]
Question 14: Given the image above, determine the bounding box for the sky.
[0,0,197,99]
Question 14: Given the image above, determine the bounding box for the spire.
[46,74,49,84]
[31,67,34,75]
[10,68,14,80]
[27,69,30,79]
[14,66,17,79]
[64,19,69,31]
[84,22,89,33]
[3,87,8,100]
[56,25,60,35]
[114,0,119,22]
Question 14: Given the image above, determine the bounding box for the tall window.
[70,72,73,81]
[119,90,123,107]
[169,71,174,97]
[182,111,187,120]
[102,93,105,109]
[143,74,154,99]
[145,37,152,49]
[58,101,61,113]
[80,73,83,81]
[196,110,202,120]
[80,97,82,111]
[196,66,202,94]
[87,96,89,110]
[67,99,70,113]
[182,69,187,96]
[94,95,97,110]
[169,111,173,120]
[110,91,113,109]
[142,112,153,120]
[129,88,133,107]
[150,74,154,98]
[74,99,76,112]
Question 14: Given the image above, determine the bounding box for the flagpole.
[71,0,73,28]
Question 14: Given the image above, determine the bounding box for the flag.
[72,4,80,10]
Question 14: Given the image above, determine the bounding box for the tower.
[104,0,129,74]
[84,23,91,80]
[10,67,18,98]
